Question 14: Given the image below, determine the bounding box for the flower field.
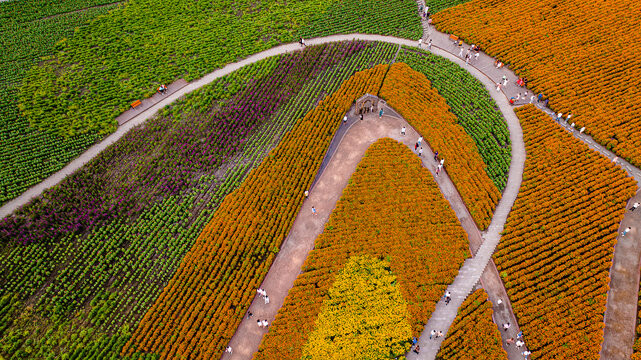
[1,41,384,245]
[299,0,421,40]
[0,0,119,206]
[301,255,413,360]
[380,62,501,230]
[634,289,641,359]
[121,64,391,359]
[493,105,637,359]
[396,47,510,191]
[0,42,396,359]
[1,0,420,207]
[253,138,470,360]
[432,0,641,168]
[437,289,507,360]
[425,0,476,14]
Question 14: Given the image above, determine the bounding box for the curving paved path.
[0,20,638,359]
[419,11,641,358]
[223,102,511,360]
[0,34,418,221]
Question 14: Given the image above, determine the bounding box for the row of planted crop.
[1,41,368,245]
[492,105,637,359]
[0,42,397,359]
[121,64,391,360]
[0,41,390,308]
[379,62,501,230]
[300,254,414,359]
[396,47,511,191]
[0,0,421,208]
[437,289,507,359]
[0,4,116,206]
[432,0,641,169]
[254,138,470,360]
[17,0,417,137]
[634,285,641,359]
[298,0,421,40]
[0,0,120,24]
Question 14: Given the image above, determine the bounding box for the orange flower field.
[121,64,390,359]
[432,0,641,168]
[493,105,637,359]
[253,138,469,360]
[634,287,641,359]
[380,62,500,230]
[437,289,507,360]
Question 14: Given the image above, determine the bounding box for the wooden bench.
[449,34,459,42]
[131,100,142,109]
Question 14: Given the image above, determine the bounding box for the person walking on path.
[503,322,511,331]
[401,126,406,135]
[440,158,445,167]
[415,142,419,151]
[631,202,639,211]
[566,113,572,122]
[264,295,270,304]
[436,164,442,176]
[360,113,364,121]
[434,150,439,162]
[516,340,524,348]
[427,39,432,50]
[436,331,444,338]
[304,190,309,199]
[418,147,423,157]
[379,108,384,118]
[418,38,423,48]
[458,47,464,57]
[257,320,263,328]
[312,206,317,216]
[622,227,632,236]
[444,290,451,305]
[502,75,508,86]
[225,346,233,354]
[262,320,269,328]
[430,330,436,339]
[418,136,423,145]
[496,82,501,92]
[413,345,420,354]
[523,350,531,358]
[506,338,515,346]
